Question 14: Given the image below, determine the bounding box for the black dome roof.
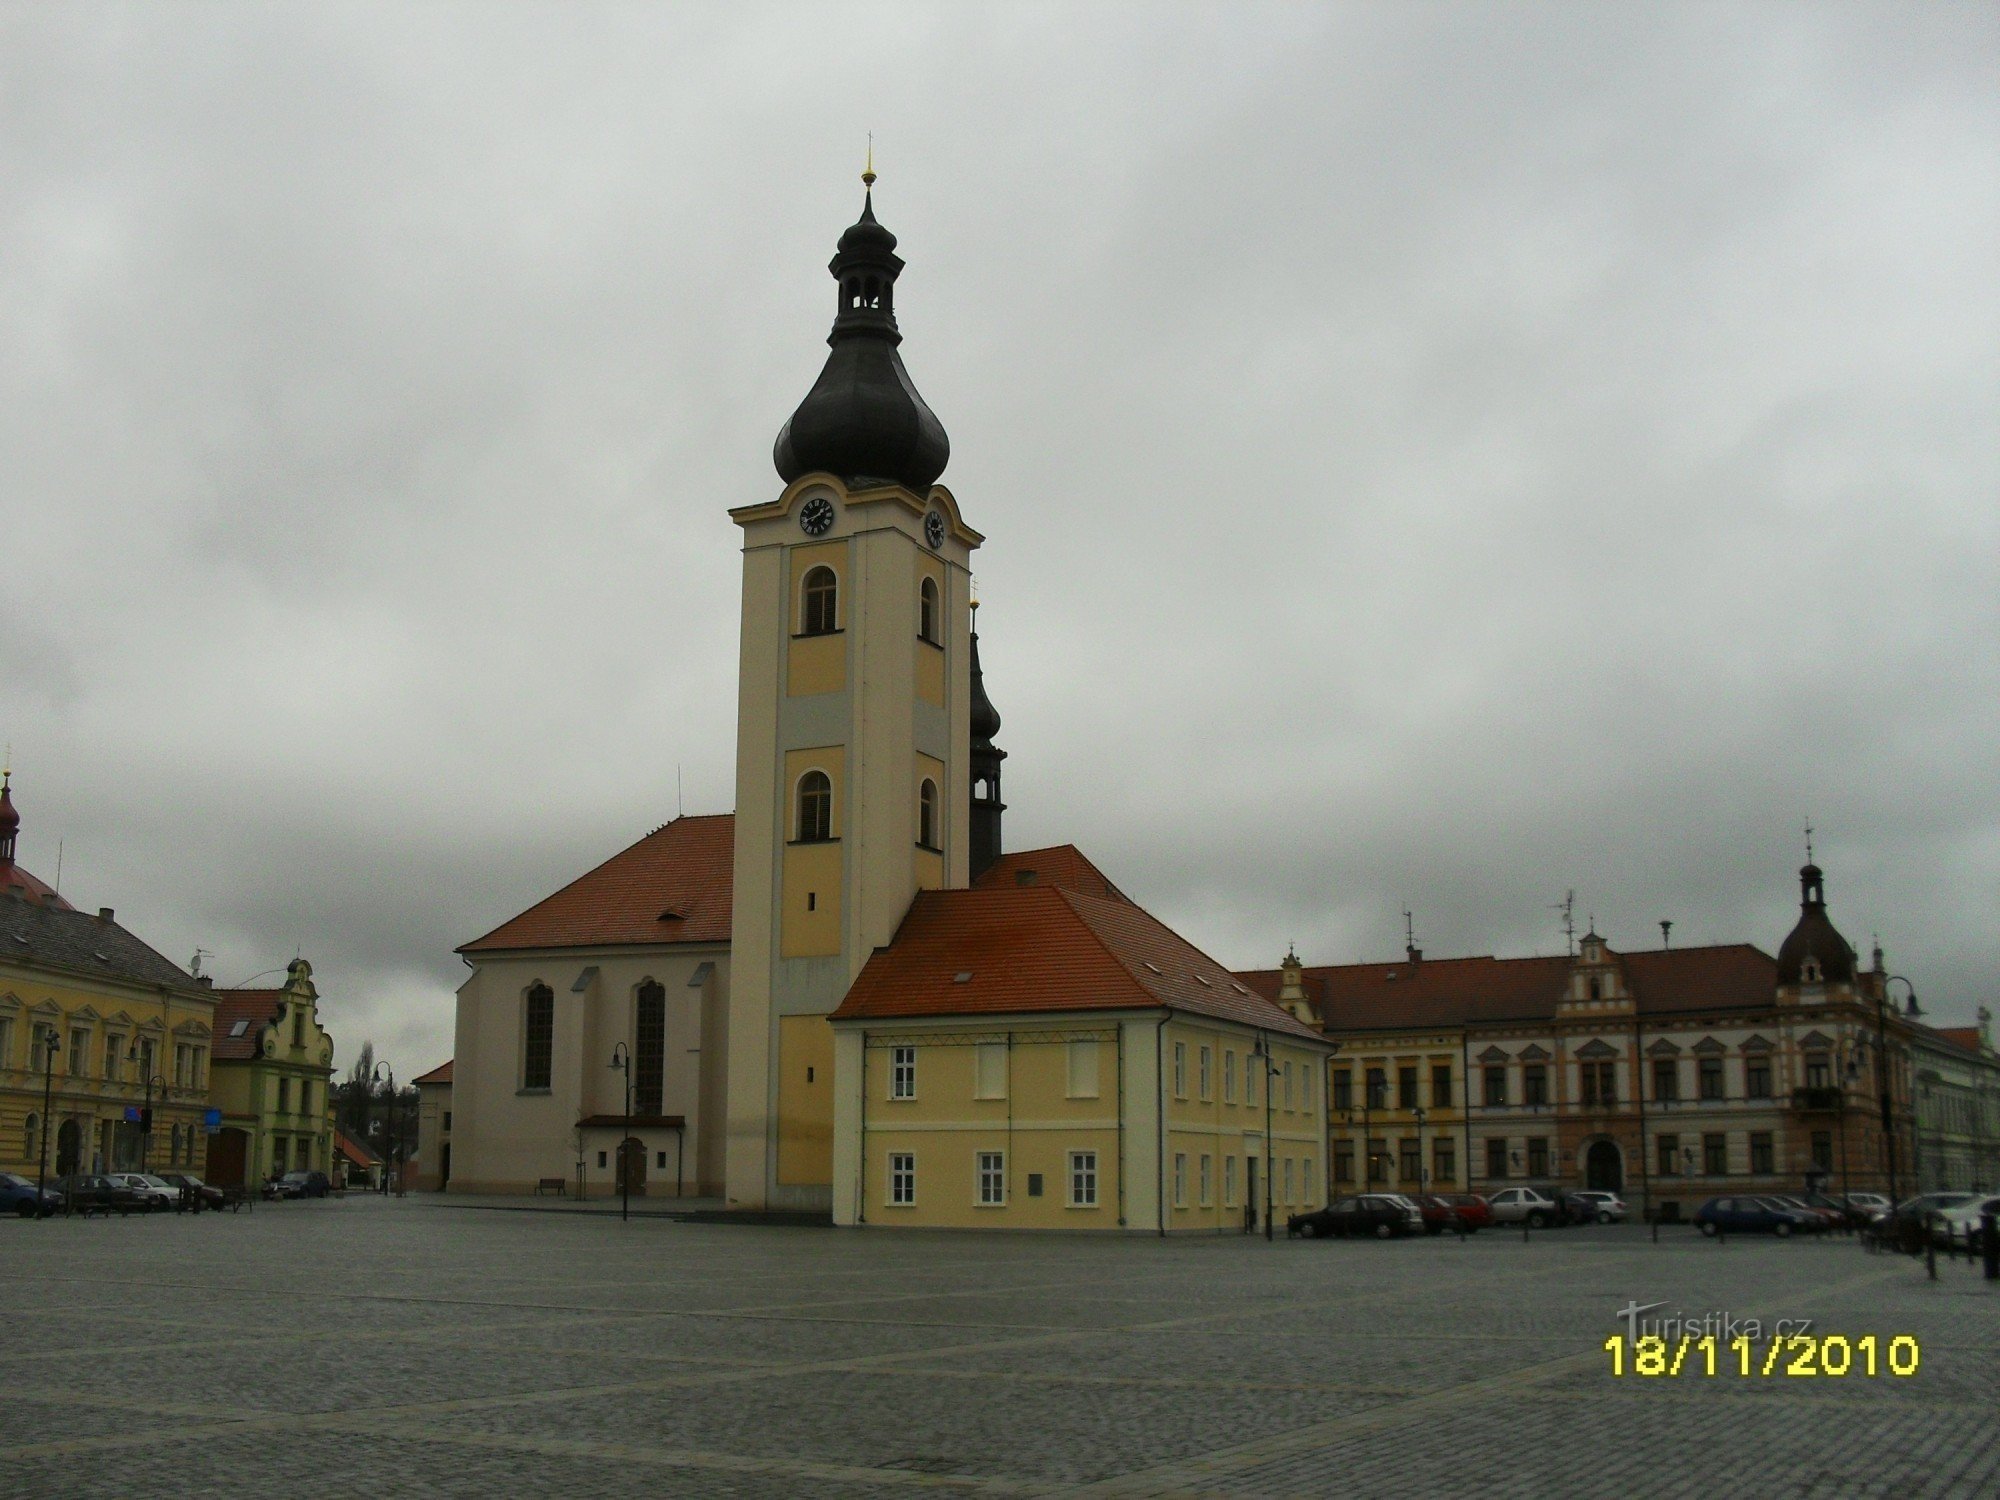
[774,191,949,494]
[1776,863,1856,986]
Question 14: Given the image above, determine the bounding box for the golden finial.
[862,134,876,189]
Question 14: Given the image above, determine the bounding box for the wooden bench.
[535,1177,567,1196]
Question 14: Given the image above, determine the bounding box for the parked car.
[1797,1190,1870,1229]
[1435,1192,1492,1232]
[1289,1194,1424,1239]
[1693,1195,1820,1237]
[107,1172,177,1212]
[1929,1195,2000,1250]
[277,1170,331,1199]
[64,1175,148,1216]
[1866,1193,1975,1251]
[158,1172,226,1211]
[1485,1188,1565,1228]
[1767,1195,1842,1231]
[1570,1191,1628,1223]
[1408,1194,1462,1235]
[0,1172,63,1218]
[1845,1192,1892,1219]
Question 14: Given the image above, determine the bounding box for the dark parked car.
[159,1172,226,1211]
[64,1175,148,1217]
[0,1172,63,1218]
[1693,1195,1819,1237]
[1289,1194,1424,1240]
[269,1170,330,1200]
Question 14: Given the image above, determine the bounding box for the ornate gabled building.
[0,772,218,1183]
[443,179,1328,1226]
[1243,861,1928,1220]
[206,959,337,1189]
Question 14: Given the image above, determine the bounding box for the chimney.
[97,907,114,923]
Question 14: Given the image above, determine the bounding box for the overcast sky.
[3,2,1994,1078]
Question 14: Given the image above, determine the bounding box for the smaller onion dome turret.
[1776,862,1856,986]
[773,171,950,494]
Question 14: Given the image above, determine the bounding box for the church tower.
[725,176,982,1210]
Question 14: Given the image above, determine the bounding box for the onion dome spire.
[968,601,1006,884]
[0,767,18,868]
[773,164,950,493]
[1776,860,1856,986]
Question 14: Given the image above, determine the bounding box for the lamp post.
[127,1045,165,1175]
[1249,1037,1282,1241]
[34,1024,59,1212]
[610,1042,632,1224]
[1879,976,1919,1205]
[1837,1034,1867,1208]
[1414,1106,1428,1193]
[372,1061,396,1196]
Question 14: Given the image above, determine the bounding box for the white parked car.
[1930,1194,2000,1248]
[1571,1191,1629,1223]
[107,1172,176,1211]
[1485,1187,1561,1227]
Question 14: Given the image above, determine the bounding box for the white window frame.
[1173,1041,1187,1099]
[1173,1152,1188,1208]
[1283,1157,1295,1206]
[976,1150,1005,1206]
[1066,1039,1099,1099]
[1224,1154,1238,1206]
[1068,1150,1098,1208]
[974,1042,1007,1100]
[1223,1049,1237,1104]
[1198,1045,1212,1101]
[1283,1061,1294,1111]
[1199,1153,1212,1206]
[889,1046,916,1101]
[888,1151,915,1206]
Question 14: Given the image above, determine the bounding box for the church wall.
[449,944,728,1196]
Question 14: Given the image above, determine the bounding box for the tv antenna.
[1552,889,1576,955]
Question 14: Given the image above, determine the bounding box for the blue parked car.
[1693,1195,1819,1238]
[0,1171,63,1218]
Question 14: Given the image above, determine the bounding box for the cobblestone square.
[5,1198,1995,1497]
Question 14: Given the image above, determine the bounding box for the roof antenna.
[190,948,212,979]
[55,838,63,893]
[1804,820,1814,863]
[677,763,684,819]
[1551,889,1575,955]
[1403,907,1421,962]
[1659,919,1672,949]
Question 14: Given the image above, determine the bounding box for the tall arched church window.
[523,983,554,1091]
[918,779,939,850]
[797,771,833,843]
[801,567,838,636]
[918,577,940,644]
[635,980,666,1117]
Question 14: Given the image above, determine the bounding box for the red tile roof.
[973,845,1132,903]
[1927,1026,1989,1057]
[459,813,735,953]
[212,990,282,1060]
[833,881,1325,1043]
[1236,944,1777,1032]
[335,1132,380,1167]
[412,1059,453,1086]
[1,861,73,910]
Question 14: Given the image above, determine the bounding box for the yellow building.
[206,959,336,1189]
[829,848,1332,1231]
[0,773,217,1182]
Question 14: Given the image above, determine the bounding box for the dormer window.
[1588,977,1602,1001]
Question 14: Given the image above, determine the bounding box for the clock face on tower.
[924,510,945,549]
[799,496,835,537]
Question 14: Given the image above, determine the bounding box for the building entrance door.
[616,1137,647,1197]
[1586,1140,1624,1192]
[56,1118,82,1177]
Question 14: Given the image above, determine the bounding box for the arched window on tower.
[797,771,833,843]
[801,567,838,636]
[918,577,939,645]
[918,779,939,850]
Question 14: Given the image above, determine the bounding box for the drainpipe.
[1461,1032,1474,1193]
[1156,1012,1171,1236]
[1116,1025,1127,1227]
[857,1030,867,1224]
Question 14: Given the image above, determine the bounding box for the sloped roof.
[0,891,195,989]
[459,814,735,954]
[212,991,281,1060]
[833,882,1325,1043]
[1,861,72,910]
[412,1059,454,1086]
[335,1132,380,1168]
[1236,944,1777,1032]
[1926,1026,1990,1058]
[973,845,1131,903]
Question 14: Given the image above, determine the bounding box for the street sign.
[204,1107,223,1136]
[124,1106,141,1123]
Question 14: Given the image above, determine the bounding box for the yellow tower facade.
[725,187,980,1210]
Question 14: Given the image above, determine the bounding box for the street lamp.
[1249,1037,1279,1241]
[372,1061,397,1196]
[610,1042,632,1224]
[1880,976,1920,1205]
[34,1024,59,1213]
[1837,1033,1867,1207]
[1413,1106,1428,1193]
[127,1045,165,1175]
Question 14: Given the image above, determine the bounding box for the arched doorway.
[1586,1139,1624,1192]
[615,1137,647,1197]
[55,1118,82,1177]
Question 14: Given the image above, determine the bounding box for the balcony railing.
[1791,1086,1843,1112]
